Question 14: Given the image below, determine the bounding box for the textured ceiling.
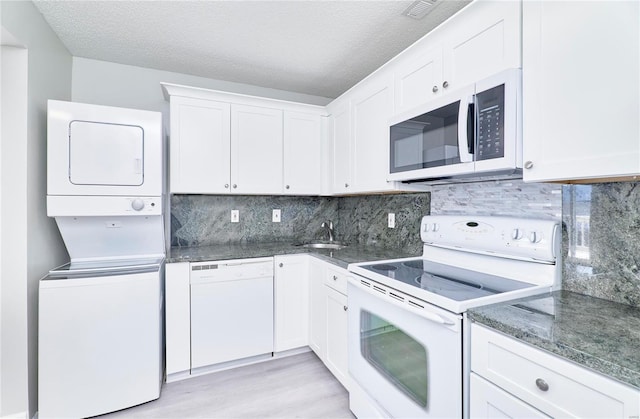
[33,0,471,99]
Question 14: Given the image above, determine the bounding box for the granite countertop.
[168,241,420,269]
[468,290,640,390]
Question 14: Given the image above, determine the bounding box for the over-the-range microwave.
[388,68,522,184]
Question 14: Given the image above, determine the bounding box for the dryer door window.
[69,121,144,186]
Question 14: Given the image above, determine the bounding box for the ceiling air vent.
[402,0,439,20]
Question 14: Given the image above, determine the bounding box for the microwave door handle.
[457,96,474,163]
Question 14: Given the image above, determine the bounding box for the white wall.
[72,57,332,113]
[1,1,72,417]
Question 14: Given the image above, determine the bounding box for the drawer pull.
[333,275,338,281]
[535,378,549,392]
[343,305,348,311]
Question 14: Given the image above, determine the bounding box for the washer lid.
[47,257,163,279]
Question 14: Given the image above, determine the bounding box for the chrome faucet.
[321,221,335,242]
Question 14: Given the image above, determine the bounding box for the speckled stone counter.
[168,242,419,269]
[468,290,640,390]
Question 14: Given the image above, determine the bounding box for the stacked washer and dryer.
[39,100,165,418]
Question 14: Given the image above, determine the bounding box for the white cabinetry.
[329,100,352,193]
[165,262,191,380]
[283,112,323,194]
[522,1,640,183]
[231,104,283,194]
[308,257,327,358]
[163,83,325,195]
[351,77,395,193]
[470,324,640,418]
[274,254,309,352]
[307,259,350,390]
[168,97,230,194]
[393,0,521,113]
[324,266,350,389]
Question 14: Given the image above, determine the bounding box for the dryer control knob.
[131,198,145,211]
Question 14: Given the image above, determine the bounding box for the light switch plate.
[388,213,395,228]
[272,209,281,223]
[231,210,239,223]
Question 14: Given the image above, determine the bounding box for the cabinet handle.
[442,81,449,88]
[279,263,283,268]
[333,275,338,281]
[343,306,348,311]
[224,184,229,189]
[233,184,238,189]
[432,85,438,93]
[535,378,549,392]
[345,183,349,188]
[524,161,534,170]
[285,185,290,189]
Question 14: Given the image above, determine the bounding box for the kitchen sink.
[301,242,347,250]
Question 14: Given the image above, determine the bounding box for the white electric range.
[346,215,561,419]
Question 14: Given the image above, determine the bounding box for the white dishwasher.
[190,257,274,369]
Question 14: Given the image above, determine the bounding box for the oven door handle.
[353,278,458,326]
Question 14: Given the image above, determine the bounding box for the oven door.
[348,278,463,418]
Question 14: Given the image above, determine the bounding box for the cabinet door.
[274,255,309,352]
[351,77,395,193]
[325,286,349,389]
[169,97,231,194]
[331,102,351,193]
[231,104,283,194]
[470,373,550,419]
[165,262,191,378]
[283,111,322,195]
[522,1,640,182]
[394,45,444,113]
[308,258,327,358]
[442,0,521,91]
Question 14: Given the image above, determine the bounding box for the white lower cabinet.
[308,260,350,390]
[324,266,349,389]
[165,262,191,379]
[308,257,327,358]
[274,254,309,352]
[471,323,640,418]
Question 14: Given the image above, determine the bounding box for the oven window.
[360,310,428,408]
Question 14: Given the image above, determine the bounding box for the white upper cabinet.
[169,96,231,194]
[231,104,283,194]
[441,0,521,91]
[393,0,521,113]
[351,76,396,193]
[163,83,325,195]
[330,100,352,193]
[283,111,323,195]
[522,1,640,183]
[394,45,443,114]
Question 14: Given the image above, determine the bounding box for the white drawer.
[325,266,348,295]
[470,373,550,419]
[471,324,640,418]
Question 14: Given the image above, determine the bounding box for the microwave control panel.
[476,84,505,161]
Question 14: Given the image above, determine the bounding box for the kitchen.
[1,0,639,418]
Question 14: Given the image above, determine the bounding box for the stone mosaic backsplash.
[171,193,430,253]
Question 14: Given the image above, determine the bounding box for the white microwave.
[388,68,522,183]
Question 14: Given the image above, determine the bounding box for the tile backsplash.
[171,179,640,307]
[171,193,430,252]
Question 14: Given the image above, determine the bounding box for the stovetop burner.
[402,260,423,269]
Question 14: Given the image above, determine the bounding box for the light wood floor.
[101,351,354,419]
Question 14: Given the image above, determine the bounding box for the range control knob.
[432,223,439,232]
[529,231,541,243]
[131,198,145,211]
[423,223,431,232]
[511,228,523,240]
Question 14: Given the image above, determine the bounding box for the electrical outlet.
[231,210,239,223]
[388,213,396,228]
[272,209,281,223]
